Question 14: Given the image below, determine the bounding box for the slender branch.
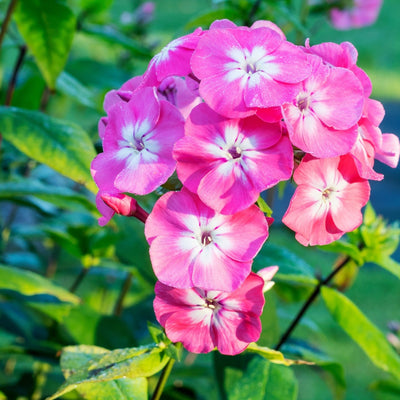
[0,0,19,50]
[69,267,90,293]
[113,271,133,316]
[151,358,176,400]
[244,0,262,26]
[40,87,52,112]
[5,44,27,105]
[274,254,351,351]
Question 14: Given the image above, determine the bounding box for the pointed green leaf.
[56,72,97,108]
[73,378,148,400]
[375,257,400,280]
[0,264,80,304]
[0,179,97,213]
[47,344,169,400]
[82,24,152,58]
[13,0,76,89]
[0,107,97,192]
[246,343,313,366]
[321,286,400,380]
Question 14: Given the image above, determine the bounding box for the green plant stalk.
[151,358,176,400]
[275,254,352,351]
[0,0,19,50]
[113,271,133,316]
[296,0,310,45]
[5,45,27,106]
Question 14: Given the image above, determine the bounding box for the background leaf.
[0,107,97,192]
[321,286,400,380]
[13,0,77,89]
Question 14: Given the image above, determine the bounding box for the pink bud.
[101,193,148,223]
[257,266,279,292]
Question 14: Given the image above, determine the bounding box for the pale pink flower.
[350,99,400,179]
[145,188,269,292]
[191,25,311,117]
[282,55,364,158]
[153,272,265,355]
[305,40,372,97]
[174,103,293,214]
[282,154,370,246]
[91,87,184,196]
[330,0,383,30]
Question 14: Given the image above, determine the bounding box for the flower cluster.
[91,19,399,354]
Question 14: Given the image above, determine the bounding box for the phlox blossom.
[174,103,293,214]
[153,272,265,355]
[145,188,269,292]
[282,154,370,246]
[91,87,184,196]
[329,0,383,30]
[191,24,311,117]
[282,55,364,158]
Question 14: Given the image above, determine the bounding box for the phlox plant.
[87,10,400,400]
[2,0,400,399]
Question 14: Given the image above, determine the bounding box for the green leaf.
[185,8,241,30]
[0,264,80,304]
[282,342,346,400]
[48,344,170,399]
[0,179,97,213]
[321,286,400,380]
[0,107,97,193]
[246,343,313,366]
[375,257,400,280]
[56,71,97,108]
[13,0,77,89]
[257,195,273,217]
[370,379,400,397]
[320,240,363,265]
[81,24,152,58]
[68,377,148,400]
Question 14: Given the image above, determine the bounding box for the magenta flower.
[329,0,383,30]
[153,272,265,355]
[145,189,269,292]
[91,87,184,196]
[174,103,293,214]
[142,28,203,86]
[282,154,370,246]
[282,55,364,158]
[191,25,311,117]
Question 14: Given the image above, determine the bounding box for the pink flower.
[145,189,269,292]
[282,154,370,246]
[329,0,383,30]
[142,28,203,86]
[174,103,293,214]
[305,40,372,97]
[191,25,311,117]
[91,87,184,196]
[282,55,364,158]
[153,272,265,355]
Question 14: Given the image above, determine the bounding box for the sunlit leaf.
[0,107,97,192]
[47,344,170,399]
[246,343,313,366]
[321,287,400,380]
[13,0,76,89]
[0,264,80,304]
[375,257,400,280]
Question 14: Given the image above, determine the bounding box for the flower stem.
[151,358,176,400]
[274,254,351,351]
[5,44,27,106]
[0,0,19,50]
[113,271,133,316]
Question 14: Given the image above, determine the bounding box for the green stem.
[5,44,26,105]
[151,358,176,400]
[274,254,351,351]
[113,271,133,316]
[0,0,19,50]
[296,0,310,45]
